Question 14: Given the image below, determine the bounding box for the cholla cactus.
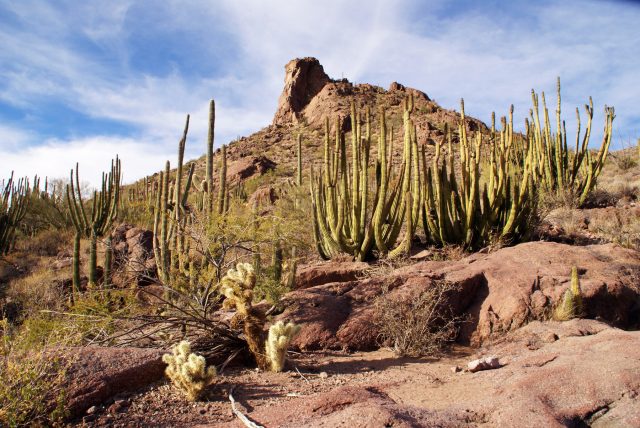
[219,263,300,372]
[265,321,301,372]
[162,341,216,401]
[219,262,256,314]
[554,266,584,321]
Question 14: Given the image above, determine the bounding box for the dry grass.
[0,320,68,427]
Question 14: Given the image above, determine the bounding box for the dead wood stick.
[229,386,264,428]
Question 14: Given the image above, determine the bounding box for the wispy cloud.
[1,0,638,187]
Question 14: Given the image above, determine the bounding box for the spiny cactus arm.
[296,133,303,187]
[160,161,171,284]
[152,169,163,279]
[569,107,582,185]
[310,170,341,259]
[174,115,190,220]
[373,106,391,253]
[217,144,227,215]
[206,99,215,213]
[181,163,195,209]
[73,163,90,232]
[554,78,565,190]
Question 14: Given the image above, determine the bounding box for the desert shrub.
[163,340,217,401]
[616,183,639,202]
[16,229,71,257]
[375,280,462,357]
[0,319,68,427]
[5,268,70,321]
[611,149,638,172]
[253,276,289,304]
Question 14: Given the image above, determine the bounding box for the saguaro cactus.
[67,157,121,290]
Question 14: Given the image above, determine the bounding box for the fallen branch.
[229,386,264,428]
[295,366,310,384]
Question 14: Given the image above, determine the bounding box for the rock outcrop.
[111,224,156,287]
[226,155,276,182]
[278,242,640,351]
[61,347,166,419]
[273,57,330,126]
[219,320,640,427]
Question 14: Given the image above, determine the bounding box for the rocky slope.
[175,57,490,191]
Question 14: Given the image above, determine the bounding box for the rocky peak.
[273,57,330,126]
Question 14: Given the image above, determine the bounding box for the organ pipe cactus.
[217,144,227,215]
[67,158,121,290]
[528,77,614,205]
[311,98,420,260]
[0,173,31,256]
[153,115,195,286]
[421,101,536,249]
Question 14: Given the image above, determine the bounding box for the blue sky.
[1,0,638,187]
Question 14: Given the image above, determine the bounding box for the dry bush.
[591,209,640,250]
[358,256,412,280]
[580,188,619,209]
[6,268,70,317]
[374,280,462,357]
[16,229,72,257]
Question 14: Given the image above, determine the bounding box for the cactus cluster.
[153,116,195,286]
[527,78,615,206]
[162,340,217,401]
[152,101,232,290]
[219,263,300,371]
[422,101,536,248]
[0,173,31,255]
[311,80,614,259]
[66,158,121,290]
[311,98,420,261]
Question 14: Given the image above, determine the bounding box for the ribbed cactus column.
[66,157,121,290]
[206,100,215,214]
[217,144,227,215]
[311,97,420,260]
[0,173,31,256]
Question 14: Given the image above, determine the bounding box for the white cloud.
[1,136,175,188]
[1,0,639,188]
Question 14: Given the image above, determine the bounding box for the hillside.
[177,57,489,189]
